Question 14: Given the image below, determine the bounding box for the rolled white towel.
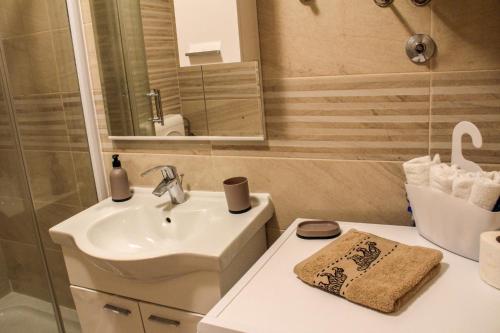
[494,172,500,184]
[403,154,440,186]
[469,176,500,211]
[481,171,497,180]
[403,156,431,186]
[429,163,458,194]
[452,172,478,200]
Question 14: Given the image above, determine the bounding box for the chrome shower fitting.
[406,34,436,64]
[411,0,432,6]
[374,0,394,7]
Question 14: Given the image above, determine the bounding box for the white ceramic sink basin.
[49,188,274,280]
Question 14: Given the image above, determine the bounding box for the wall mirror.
[89,0,264,140]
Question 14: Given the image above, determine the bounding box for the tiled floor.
[0,292,80,333]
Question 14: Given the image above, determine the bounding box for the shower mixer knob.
[406,34,436,64]
[415,43,426,54]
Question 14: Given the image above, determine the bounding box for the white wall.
[174,0,242,67]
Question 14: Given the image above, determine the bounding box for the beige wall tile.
[62,93,90,152]
[108,140,212,155]
[0,198,37,245]
[3,33,59,96]
[0,149,26,199]
[257,0,431,79]
[46,248,75,308]
[181,100,208,136]
[53,29,79,93]
[178,66,207,136]
[13,94,71,152]
[0,282,9,298]
[0,0,50,38]
[202,62,261,100]
[206,99,263,136]
[265,224,283,247]
[178,66,204,100]
[48,0,71,30]
[1,239,51,302]
[0,83,16,150]
[102,153,412,231]
[430,70,500,164]
[24,151,80,206]
[72,152,98,208]
[214,73,431,161]
[211,156,411,230]
[432,0,500,72]
[481,164,500,172]
[0,245,10,297]
[35,202,84,250]
[102,152,216,192]
[141,0,181,116]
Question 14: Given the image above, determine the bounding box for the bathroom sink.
[49,188,273,280]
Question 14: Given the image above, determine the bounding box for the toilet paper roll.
[479,231,500,289]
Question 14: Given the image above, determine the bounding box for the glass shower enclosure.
[0,1,98,332]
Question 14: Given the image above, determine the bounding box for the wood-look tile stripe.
[431,70,500,164]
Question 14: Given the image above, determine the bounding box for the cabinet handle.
[148,314,180,326]
[103,304,131,316]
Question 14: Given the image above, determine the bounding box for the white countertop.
[199,219,500,333]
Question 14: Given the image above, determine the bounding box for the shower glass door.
[0,0,99,332]
[0,53,63,333]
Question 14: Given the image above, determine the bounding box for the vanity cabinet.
[70,286,144,333]
[66,226,268,333]
[71,286,203,333]
[49,189,274,333]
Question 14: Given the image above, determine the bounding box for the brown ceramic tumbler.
[223,177,251,214]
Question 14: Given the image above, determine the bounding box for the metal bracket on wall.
[411,0,432,6]
[374,0,432,7]
[374,0,394,7]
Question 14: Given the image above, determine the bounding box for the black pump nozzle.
[112,154,121,168]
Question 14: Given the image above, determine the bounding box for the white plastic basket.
[406,121,500,261]
[406,184,500,261]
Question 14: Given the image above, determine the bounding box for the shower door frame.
[67,0,109,202]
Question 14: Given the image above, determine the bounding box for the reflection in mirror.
[89,0,264,139]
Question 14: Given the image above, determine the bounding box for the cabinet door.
[140,302,203,333]
[71,286,145,333]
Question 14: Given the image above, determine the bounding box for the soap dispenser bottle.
[110,154,131,202]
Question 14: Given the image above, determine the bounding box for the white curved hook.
[451,121,483,172]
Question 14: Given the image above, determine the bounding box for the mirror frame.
[109,59,267,142]
[79,0,266,142]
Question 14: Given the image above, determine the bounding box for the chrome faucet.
[141,165,186,204]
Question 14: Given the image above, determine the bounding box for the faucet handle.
[141,165,178,181]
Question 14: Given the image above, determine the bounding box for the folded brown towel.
[294,229,443,313]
